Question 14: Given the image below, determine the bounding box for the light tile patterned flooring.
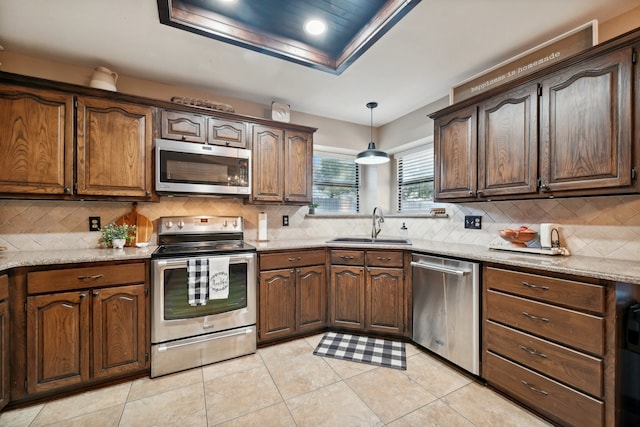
[0,334,552,427]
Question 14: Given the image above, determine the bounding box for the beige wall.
[599,6,640,42]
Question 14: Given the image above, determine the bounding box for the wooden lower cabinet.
[258,250,327,342]
[330,250,406,336]
[483,264,611,427]
[17,262,149,399]
[0,274,9,411]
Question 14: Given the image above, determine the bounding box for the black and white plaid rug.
[313,332,406,370]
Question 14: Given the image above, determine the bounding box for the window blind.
[312,155,359,213]
[396,144,434,212]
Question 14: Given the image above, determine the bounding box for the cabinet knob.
[93,291,99,297]
[79,293,86,299]
[181,135,186,141]
[145,191,151,196]
[64,187,72,194]
[476,190,483,196]
[468,190,474,196]
[539,183,551,191]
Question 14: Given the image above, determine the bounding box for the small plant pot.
[112,238,126,249]
[308,208,315,215]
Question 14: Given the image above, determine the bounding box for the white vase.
[112,238,126,249]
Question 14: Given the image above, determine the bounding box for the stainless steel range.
[150,215,256,377]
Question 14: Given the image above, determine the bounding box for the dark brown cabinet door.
[330,265,365,330]
[539,47,633,193]
[160,110,207,143]
[434,106,478,200]
[0,274,8,411]
[259,269,296,341]
[209,117,247,148]
[252,125,284,202]
[92,284,147,379]
[366,267,404,334]
[27,291,90,394]
[297,265,326,332]
[478,84,539,197]
[284,131,313,203]
[0,84,74,196]
[76,97,153,198]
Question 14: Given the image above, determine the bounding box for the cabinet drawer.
[0,274,7,300]
[484,352,603,427]
[330,250,365,266]
[486,290,604,356]
[485,320,602,397]
[260,250,325,270]
[485,267,605,314]
[366,251,403,268]
[27,263,146,294]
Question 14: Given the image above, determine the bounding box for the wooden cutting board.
[114,203,153,246]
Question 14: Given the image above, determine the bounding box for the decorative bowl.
[499,229,537,247]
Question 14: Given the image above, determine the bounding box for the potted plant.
[308,203,318,214]
[100,223,136,249]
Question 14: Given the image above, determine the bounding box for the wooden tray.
[115,202,153,246]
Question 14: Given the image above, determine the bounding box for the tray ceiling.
[157,0,421,74]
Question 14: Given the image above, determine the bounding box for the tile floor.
[0,334,553,426]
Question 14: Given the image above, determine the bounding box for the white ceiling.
[0,0,638,126]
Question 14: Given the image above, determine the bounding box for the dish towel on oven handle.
[187,258,209,306]
[208,256,230,299]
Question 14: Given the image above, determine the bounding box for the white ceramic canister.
[89,66,118,91]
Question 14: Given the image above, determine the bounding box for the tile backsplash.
[1,194,639,261]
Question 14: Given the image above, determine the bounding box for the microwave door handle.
[156,327,254,352]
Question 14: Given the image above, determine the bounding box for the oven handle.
[156,327,254,352]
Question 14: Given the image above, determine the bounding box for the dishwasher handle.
[411,261,469,277]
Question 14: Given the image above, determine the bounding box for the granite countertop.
[1,239,639,285]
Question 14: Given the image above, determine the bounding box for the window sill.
[305,213,449,219]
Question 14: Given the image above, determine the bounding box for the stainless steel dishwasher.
[411,253,480,375]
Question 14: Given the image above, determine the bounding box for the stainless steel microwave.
[155,139,251,196]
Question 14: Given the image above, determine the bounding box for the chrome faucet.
[371,206,384,239]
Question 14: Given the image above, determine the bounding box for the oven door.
[151,252,256,343]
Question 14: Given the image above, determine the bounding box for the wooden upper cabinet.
[251,124,285,202]
[76,97,153,198]
[434,106,477,199]
[160,110,247,148]
[478,84,539,197]
[0,84,74,196]
[284,130,313,203]
[209,117,247,148]
[160,110,206,143]
[539,47,633,193]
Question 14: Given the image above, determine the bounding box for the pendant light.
[355,102,389,165]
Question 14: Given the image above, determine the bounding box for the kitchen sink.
[326,237,412,245]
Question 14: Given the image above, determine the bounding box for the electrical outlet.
[282,215,289,226]
[89,216,101,231]
[464,215,482,229]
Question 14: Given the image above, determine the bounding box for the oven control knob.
[223,220,228,227]
[177,220,185,229]
[165,221,173,229]
[233,220,238,228]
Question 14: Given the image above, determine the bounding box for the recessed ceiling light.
[304,19,326,36]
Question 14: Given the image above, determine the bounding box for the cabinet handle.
[521,380,548,396]
[288,257,301,262]
[522,312,549,322]
[78,274,104,280]
[376,256,391,261]
[519,345,548,358]
[340,256,354,260]
[522,281,549,290]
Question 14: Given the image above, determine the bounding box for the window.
[396,144,434,212]
[312,154,359,213]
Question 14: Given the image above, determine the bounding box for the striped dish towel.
[187,258,208,305]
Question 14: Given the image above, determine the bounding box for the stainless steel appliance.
[151,215,257,377]
[411,253,480,375]
[155,138,251,196]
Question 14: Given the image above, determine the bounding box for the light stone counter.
[1,239,638,285]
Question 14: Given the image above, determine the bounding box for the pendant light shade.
[355,102,389,165]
